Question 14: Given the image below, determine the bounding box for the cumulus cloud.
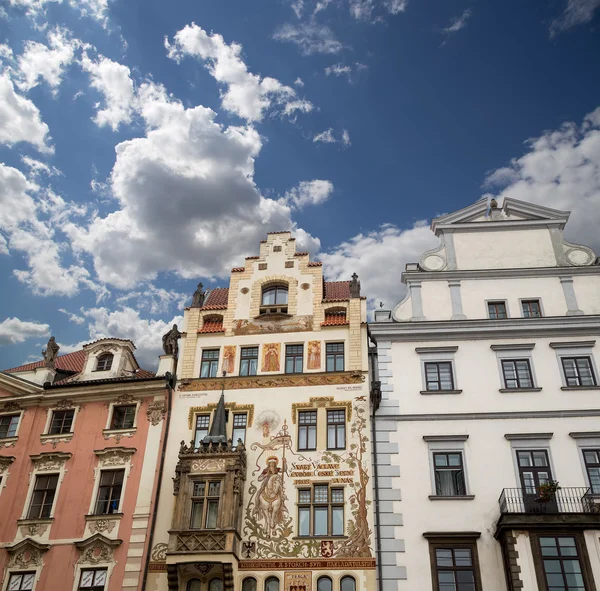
[384,0,408,14]
[283,180,334,209]
[116,284,188,315]
[165,23,313,122]
[551,0,600,35]
[0,317,50,345]
[273,22,344,55]
[21,156,62,178]
[8,0,111,28]
[443,9,472,36]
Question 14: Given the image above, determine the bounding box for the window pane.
[187,580,202,591]
[299,507,310,536]
[331,489,344,503]
[209,580,223,591]
[265,578,280,591]
[314,485,328,503]
[242,579,257,591]
[191,501,203,528]
[332,506,344,535]
[307,426,316,449]
[436,549,454,567]
[314,506,328,535]
[317,578,333,591]
[341,578,356,591]
[206,500,218,528]
[454,549,472,566]
[533,451,548,467]
[298,490,311,504]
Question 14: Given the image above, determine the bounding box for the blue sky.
[1,0,599,369]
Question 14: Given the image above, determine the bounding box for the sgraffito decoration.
[261,343,281,372]
[307,341,321,370]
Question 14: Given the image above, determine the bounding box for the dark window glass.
[434,452,466,496]
[209,579,223,591]
[539,536,586,591]
[488,301,507,319]
[242,579,257,591]
[517,449,552,494]
[326,343,345,372]
[200,349,220,378]
[522,300,542,318]
[340,577,356,591]
[501,359,534,389]
[48,409,74,434]
[317,577,333,591]
[562,357,596,387]
[28,474,59,519]
[190,480,221,529]
[95,469,124,515]
[95,354,113,371]
[327,409,346,450]
[425,362,455,391]
[434,548,478,591]
[8,573,36,591]
[583,450,600,494]
[111,404,136,429]
[298,411,317,451]
[298,485,343,537]
[265,578,280,591]
[232,413,247,446]
[0,414,20,438]
[262,285,288,306]
[239,347,258,376]
[78,569,108,590]
[186,581,201,591]
[194,414,211,447]
[285,345,304,374]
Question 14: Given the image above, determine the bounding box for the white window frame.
[490,344,540,392]
[485,299,510,319]
[42,404,80,435]
[519,298,544,318]
[423,435,472,499]
[71,563,115,591]
[505,433,555,489]
[2,568,41,591]
[416,346,461,394]
[88,449,135,516]
[0,410,24,446]
[550,341,599,389]
[104,400,141,432]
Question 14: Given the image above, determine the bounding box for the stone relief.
[107,393,136,407]
[233,316,314,336]
[307,341,321,370]
[0,401,21,412]
[31,453,71,472]
[0,456,15,472]
[88,519,116,535]
[97,448,134,467]
[79,541,114,564]
[190,459,226,473]
[40,434,73,448]
[146,401,166,426]
[8,541,48,568]
[20,522,50,537]
[150,543,168,562]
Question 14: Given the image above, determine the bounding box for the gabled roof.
[199,288,229,310]
[5,350,87,374]
[323,281,351,301]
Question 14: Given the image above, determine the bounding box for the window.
[242,578,257,591]
[48,409,74,434]
[194,414,210,447]
[538,536,587,591]
[95,469,124,514]
[27,474,58,519]
[7,573,36,590]
[265,578,279,591]
[190,481,220,529]
[232,413,247,446]
[78,569,107,590]
[425,362,455,391]
[200,349,220,378]
[298,484,344,537]
[327,409,346,450]
[285,345,304,374]
[95,354,113,371]
[522,300,542,318]
[431,546,481,591]
[488,301,507,319]
[209,580,223,591]
[562,357,596,387]
[298,411,317,451]
[187,581,201,591]
[433,452,466,496]
[262,285,288,306]
[326,343,344,372]
[0,414,19,438]
[340,577,356,591]
[110,405,136,430]
[317,577,333,591]
[239,347,258,376]
[517,450,552,494]
[583,450,600,494]
[501,359,534,389]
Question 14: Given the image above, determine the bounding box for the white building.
[369,198,600,591]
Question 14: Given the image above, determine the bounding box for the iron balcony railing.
[499,487,600,515]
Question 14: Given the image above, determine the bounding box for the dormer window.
[260,283,288,315]
[95,353,113,372]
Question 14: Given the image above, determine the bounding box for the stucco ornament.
[53,398,75,410]
[0,456,15,472]
[88,519,116,534]
[0,401,21,412]
[146,401,166,426]
[190,458,226,472]
[31,452,71,472]
[150,543,168,562]
[97,448,134,467]
[20,522,50,537]
[42,336,60,368]
[79,541,113,564]
[8,541,48,568]
[108,393,136,407]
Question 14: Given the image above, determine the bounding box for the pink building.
[0,338,170,591]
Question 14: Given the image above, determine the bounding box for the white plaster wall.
[514,531,540,591]
[420,281,452,320]
[574,275,600,315]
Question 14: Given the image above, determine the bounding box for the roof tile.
[323,281,351,300]
[200,288,229,310]
[5,350,87,374]
[198,320,225,334]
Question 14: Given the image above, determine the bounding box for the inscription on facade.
[290,462,354,485]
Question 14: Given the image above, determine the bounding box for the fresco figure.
[262,343,280,372]
[223,346,236,374]
[254,456,287,537]
[307,341,321,370]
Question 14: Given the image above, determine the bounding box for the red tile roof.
[308,261,323,267]
[323,281,351,301]
[5,350,87,374]
[322,314,349,327]
[231,267,245,273]
[200,288,229,310]
[198,320,225,334]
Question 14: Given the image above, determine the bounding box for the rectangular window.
[433,452,466,496]
[298,485,344,537]
[7,573,36,590]
[539,536,587,591]
[232,413,247,446]
[239,347,258,376]
[194,414,211,447]
[327,409,346,450]
[488,301,507,319]
[110,405,136,430]
[48,409,75,434]
[501,359,534,389]
[522,300,542,318]
[95,469,124,515]
[285,345,304,374]
[78,569,108,590]
[430,544,481,591]
[0,414,20,438]
[326,343,345,372]
[298,410,317,451]
[425,362,455,391]
[200,349,220,378]
[583,450,600,494]
[191,480,221,529]
[27,474,59,519]
[562,357,596,387]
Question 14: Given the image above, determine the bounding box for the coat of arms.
[320,540,334,558]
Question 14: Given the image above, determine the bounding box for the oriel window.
[111,405,136,429]
[298,410,317,451]
[433,452,466,496]
[48,409,74,434]
[27,474,59,519]
[501,359,534,389]
[239,347,258,376]
[327,409,346,450]
[326,343,345,372]
[95,469,124,514]
[190,480,221,529]
[200,349,220,378]
[285,344,304,374]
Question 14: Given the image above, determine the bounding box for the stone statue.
[162,324,182,357]
[191,283,206,308]
[42,336,60,369]
[349,272,361,298]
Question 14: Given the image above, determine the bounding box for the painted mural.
[261,343,281,372]
[233,316,314,336]
[222,346,236,374]
[307,341,321,370]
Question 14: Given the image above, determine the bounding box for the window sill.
[293,535,348,540]
[0,436,18,449]
[40,432,73,447]
[86,512,124,519]
[499,388,542,393]
[85,513,123,536]
[420,390,463,395]
[429,495,475,501]
[102,428,136,442]
[561,386,600,391]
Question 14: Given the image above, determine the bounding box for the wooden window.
[583,450,600,494]
[327,409,346,450]
[340,577,356,591]
[242,578,257,591]
[7,573,36,590]
[48,409,74,434]
[111,405,136,429]
[488,301,507,319]
[433,452,466,496]
[262,285,288,306]
[265,578,280,591]
[425,362,455,391]
[522,300,542,318]
[317,577,333,591]
[232,413,248,446]
[239,347,258,376]
[298,410,317,451]
[200,349,220,378]
[0,414,19,438]
[194,414,210,447]
[562,357,596,387]
[285,345,304,374]
[429,543,482,591]
[538,536,587,591]
[28,473,59,519]
[95,470,124,514]
[190,480,221,529]
[517,450,552,495]
[78,569,107,590]
[95,353,113,371]
[298,484,344,537]
[326,343,344,372]
[501,359,534,389]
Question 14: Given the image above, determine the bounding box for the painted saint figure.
[222,346,236,375]
[262,343,280,372]
[307,341,321,370]
[253,456,287,537]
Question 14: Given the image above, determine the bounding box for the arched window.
[341,577,356,591]
[209,579,223,591]
[186,580,201,591]
[261,284,288,307]
[242,578,257,591]
[96,353,113,371]
[317,577,332,591]
[265,577,280,591]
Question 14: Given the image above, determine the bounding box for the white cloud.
[443,9,472,35]
[291,0,304,18]
[116,284,188,315]
[0,163,38,231]
[273,22,344,55]
[342,129,351,146]
[294,77,304,87]
[0,316,50,345]
[551,0,600,35]
[349,0,374,20]
[21,156,62,178]
[8,0,111,27]
[165,23,313,122]
[313,128,336,143]
[283,180,334,209]
[384,0,408,14]
[324,61,367,82]
[58,308,85,324]
[0,72,53,152]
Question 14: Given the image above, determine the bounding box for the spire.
[203,392,227,445]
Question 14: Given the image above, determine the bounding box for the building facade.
[370,198,600,591]
[146,232,376,591]
[0,339,169,591]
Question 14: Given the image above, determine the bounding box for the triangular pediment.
[0,372,42,397]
